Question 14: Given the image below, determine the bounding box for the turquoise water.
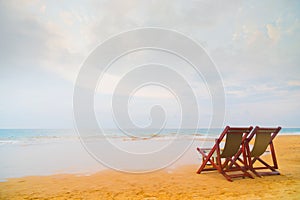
[0,129,204,145]
[0,128,299,143]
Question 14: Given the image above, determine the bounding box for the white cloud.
[288,80,300,87]
[40,5,46,13]
[1,0,300,128]
[266,24,281,43]
[286,19,300,35]
[60,11,75,26]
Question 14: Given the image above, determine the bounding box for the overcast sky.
[0,0,300,128]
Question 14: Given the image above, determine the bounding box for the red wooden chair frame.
[244,126,281,177]
[196,126,254,182]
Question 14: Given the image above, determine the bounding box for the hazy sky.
[1,0,300,128]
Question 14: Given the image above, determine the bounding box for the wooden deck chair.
[196,126,254,182]
[244,126,281,177]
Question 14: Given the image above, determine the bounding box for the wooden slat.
[257,129,278,133]
[258,171,280,176]
[252,166,275,170]
[229,174,245,178]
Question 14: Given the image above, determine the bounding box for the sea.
[0,128,299,181]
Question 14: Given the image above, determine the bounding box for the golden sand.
[0,135,299,200]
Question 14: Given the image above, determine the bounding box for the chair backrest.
[220,127,253,158]
[248,127,281,157]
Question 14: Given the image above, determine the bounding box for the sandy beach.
[0,135,299,200]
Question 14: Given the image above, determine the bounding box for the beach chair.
[244,126,281,177]
[196,126,254,182]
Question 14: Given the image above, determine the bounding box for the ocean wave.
[0,140,20,145]
[0,129,299,146]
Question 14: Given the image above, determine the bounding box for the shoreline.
[0,136,217,181]
[0,135,299,199]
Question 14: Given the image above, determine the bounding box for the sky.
[0,0,300,129]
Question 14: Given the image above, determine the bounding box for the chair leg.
[250,165,262,177]
[247,157,261,177]
[197,148,219,174]
[249,157,280,177]
[231,159,254,179]
[197,156,209,174]
[270,142,278,169]
[257,158,278,172]
[220,171,233,182]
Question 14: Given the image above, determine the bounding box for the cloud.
[60,11,75,26]
[0,0,242,85]
[266,24,281,43]
[87,0,241,41]
[0,1,50,66]
[286,19,300,35]
[0,0,93,84]
[288,80,300,87]
[1,0,300,128]
[40,5,46,13]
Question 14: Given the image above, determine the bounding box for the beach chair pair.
[196,126,281,182]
